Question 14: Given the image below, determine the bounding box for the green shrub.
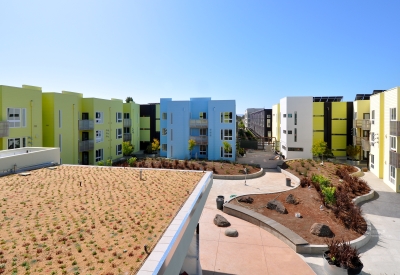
[321,186,336,205]
[127,157,137,167]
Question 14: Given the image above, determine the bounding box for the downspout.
[30,100,33,146]
[109,107,112,159]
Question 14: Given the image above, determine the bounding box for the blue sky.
[1,1,400,114]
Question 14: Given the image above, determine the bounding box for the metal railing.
[0,121,9,138]
[78,120,94,131]
[390,121,400,136]
[389,150,400,168]
[189,119,208,128]
[189,136,208,145]
[353,119,371,130]
[123,133,131,142]
[353,136,361,146]
[79,140,94,152]
[123,119,131,127]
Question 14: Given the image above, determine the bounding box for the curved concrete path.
[200,172,315,275]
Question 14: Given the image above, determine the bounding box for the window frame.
[96,130,104,143]
[220,129,233,140]
[371,110,375,124]
[162,112,167,120]
[220,112,233,123]
[200,112,207,119]
[95,112,104,124]
[95,149,103,162]
[390,165,396,184]
[116,144,122,155]
[124,113,130,119]
[116,112,122,123]
[294,111,297,125]
[8,137,26,149]
[116,128,122,139]
[390,136,396,151]
[161,144,167,151]
[370,154,375,169]
[7,108,26,128]
[200,128,207,136]
[390,108,397,121]
[59,110,62,128]
[220,146,232,158]
[200,145,207,155]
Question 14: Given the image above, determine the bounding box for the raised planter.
[323,251,363,275]
[213,168,264,180]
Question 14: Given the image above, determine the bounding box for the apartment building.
[139,103,160,151]
[123,101,140,153]
[160,98,236,161]
[0,85,43,150]
[247,109,273,138]
[244,108,263,128]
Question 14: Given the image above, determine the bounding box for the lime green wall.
[123,102,140,153]
[312,103,324,144]
[140,117,150,142]
[140,117,150,128]
[313,102,324,115]
[331,120,347,134]
[0,85,43,150]
[331,102,347,118]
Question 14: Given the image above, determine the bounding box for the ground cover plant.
[114,158,261,176]
[0,166,203,274]
[230,159,370,244]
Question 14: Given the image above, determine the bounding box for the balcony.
[79,140,94,152]
[78,120,94,131]
[189,119,208,128]
[353,136,361,146]
[353,119,371,130]
[361,138,370,151]
[123,119,131,127]
[123,133,131,142]
[189,136,208,145]
[389,150,400,168]
[0,121,9,138]
[390,121,400,136]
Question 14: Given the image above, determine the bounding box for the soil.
[230,160,368,245]
[0,166,203,274]
[115,158,261,176]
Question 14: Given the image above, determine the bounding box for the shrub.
[300,177,312,187]
[325,238,362,269]
[321,186,336,205]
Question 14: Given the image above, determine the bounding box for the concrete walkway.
[301,171,400,275]
[199,172,315,275]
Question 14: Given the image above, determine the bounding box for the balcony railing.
[123,133,131,142]
[390,121,400,136]
[0,121,9,138]
[79,140,94,152]
[353,119,371,130]
[78,120,94,131]
[123,119,131,127]
[361,138,370,151]
[189,136,208,145]
[353,136,361,146]
[389,150,400,168]
[189,119,208,128]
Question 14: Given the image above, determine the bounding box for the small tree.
[312,140,327,163]
[122,141,134,156]
[347,145,361,160]
[151,138,160,152]
[238,120,245,129]
[127,157,137,167]
[126,97,133,103]
[188,139,196,158]
[222,141,232,157]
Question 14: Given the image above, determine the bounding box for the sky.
[1,1,400,114]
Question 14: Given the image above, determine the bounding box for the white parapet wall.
[138,171,213,275]
[0,147,60,173]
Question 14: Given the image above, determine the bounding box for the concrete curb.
[213,168,264,180]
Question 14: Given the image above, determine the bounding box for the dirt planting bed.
[0,166,203,274]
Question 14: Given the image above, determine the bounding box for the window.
[95,112,103,124]
[116,144,122,155]
[390,108,397,121]
[288,114,292,118]
[288,130,292,134]
[200,128,207,136]
[390,165,396,184]
[59,134,62,152]
[170,113,173,124]
[267,115,271,118]
[7,108,26,128]
[162,112,167,120]
[370,154,374,169]
[363,130,369,137]
[8,137,26,149]
[200,145,207,155]
[221,112,233,123]
[116,112,122,123]
[162,128,167,135]
[282,145,286,150]
[371,110,375,124]
[283,114,286,118]
[354,112,357,119]
[294,128,297,142]
[294,112,297,125]
[268,131,272,137]
[59,110,62,128]
[95,149,103,162]
[124,113,130,119]
[171,129,173,141]
[288,147,303,151]
[200,112,207,119]
[370,132,375,146]
[221,129,233,140]
[267,119,271,128]
[116,128,122,139]
[220,146,232,158]
[96,130,103,143]
[162,144,167,151]
[124,127,130,134]
[283,130,286,134]
[390,136,396,150]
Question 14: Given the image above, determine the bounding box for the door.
[82,113,89,120]
[82,152,89,165]
[82,132,89,141]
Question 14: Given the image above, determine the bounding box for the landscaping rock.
[214,214,231,227]
[238,196,254,204]
[266,200,287,214]
[225,228,238,237]
[310,223,333,237]
[285,194,297,204]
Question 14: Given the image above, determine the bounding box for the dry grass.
[0,165,203,274]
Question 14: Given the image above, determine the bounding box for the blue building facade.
[160,98,236,161]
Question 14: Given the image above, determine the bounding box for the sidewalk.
[199,173,316,275]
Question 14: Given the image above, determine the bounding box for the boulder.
[214,214,231,227]
[310,223,333,237]
[285,194,297,204]
[225,228,238,237]
[266,200,287,214]
[238,196,254,204]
